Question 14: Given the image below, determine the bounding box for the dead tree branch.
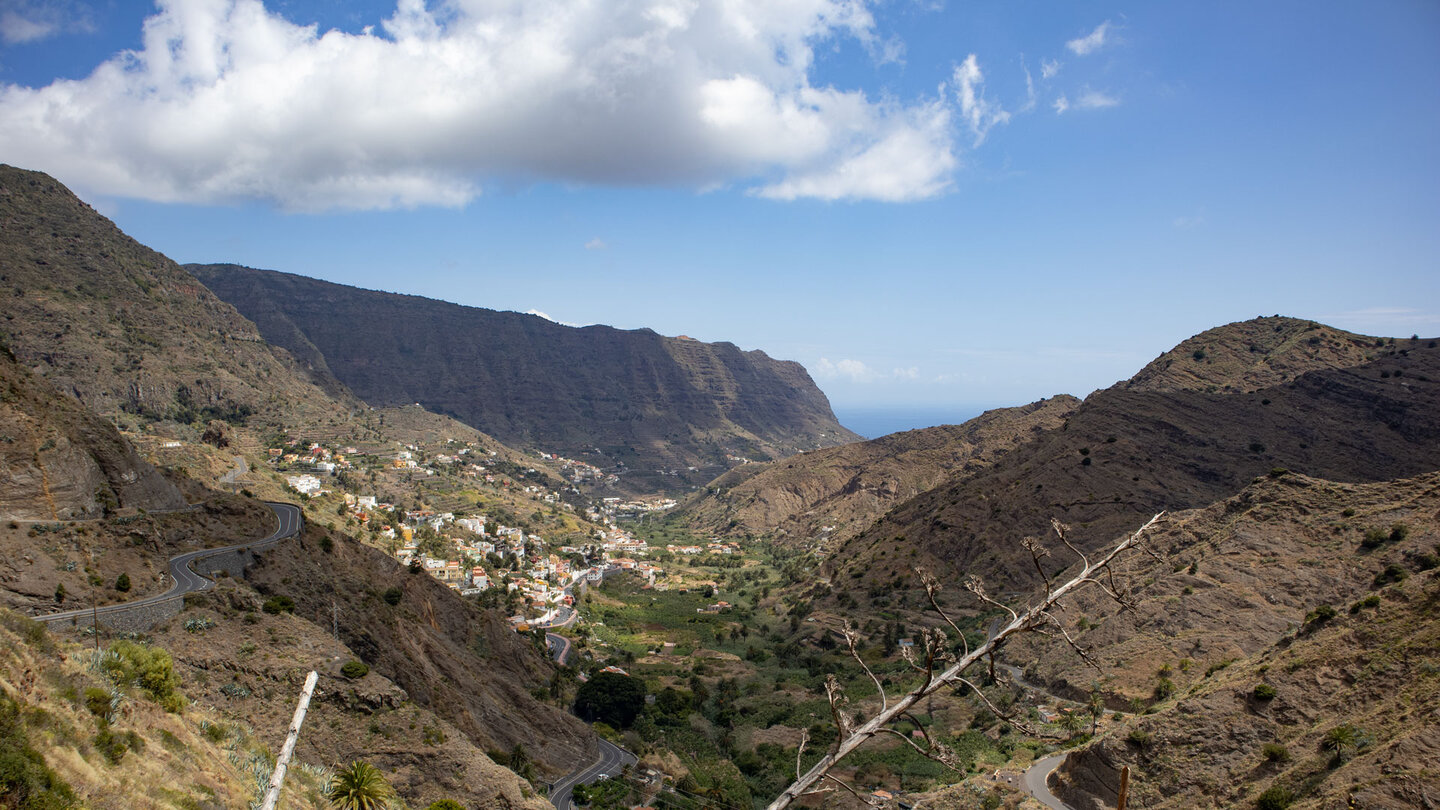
[765,512,1164,810]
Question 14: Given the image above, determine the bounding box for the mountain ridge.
[187,262,860,493]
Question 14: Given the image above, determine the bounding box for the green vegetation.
[574,672,645,728]
[1252,684,1277,701]
[1256,784,1294,810]
[262,595,296,614]
[102,641,184,713]
[382,586,403,605]
[1261,743,1289,762]
[0,694,76,809]
[113,573,130,592]
[327,761,394,810]
[1321,723,1368,765]
[340,661,370,680]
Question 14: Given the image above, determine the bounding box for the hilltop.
[187,263,860,494]
[821,323,1440,599]
[671,396,1078,546]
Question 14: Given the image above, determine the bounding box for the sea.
[833,406,987,440]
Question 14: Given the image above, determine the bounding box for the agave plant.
[327,761,394,810]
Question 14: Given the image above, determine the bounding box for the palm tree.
[1321,724,1365,764]
[328,761,394,810]
[1087,691,1106,736]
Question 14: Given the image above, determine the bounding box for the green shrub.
[1127,728,1152,747]
[1256,784,1294,810]
[1261,743,1290,762]
[83,688,112,718]
[427,801,467,810]
[1153,677,1176,700]
[103,641,183,711]
[261,595,295,614]
[1252,684,1277,701]
[1373,564,1408,587]
[1417,553,1440,572]
[0,695,75,807]
[340,661,370,680]
[382,587,403,606]
[1349,594,1381,613]
[1361,528,1388,549]
[93,724,144,765]
[1304,604,1337,626]
[114,573,131,592]
[1389,524,1410,542]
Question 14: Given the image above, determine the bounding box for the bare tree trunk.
[260,670,319,810]
[765,514,1163,810]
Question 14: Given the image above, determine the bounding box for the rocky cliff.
[187,264,860,492]
[0,344,185,519]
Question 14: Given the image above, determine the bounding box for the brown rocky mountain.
[0,343,185,519]
[1007,470,1440,810]
[0,165,358,431]
[672,396,1079,546]
[821,321,1440,598]
[187,263,860,493]
[1121,316,1389,394]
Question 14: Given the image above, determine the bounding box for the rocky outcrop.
[187,263,860,492]
[0,345,185,519]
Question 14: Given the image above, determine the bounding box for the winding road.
[549,738,636,810]
[36,501,303,625]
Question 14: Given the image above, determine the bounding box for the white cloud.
[953,54,1010,146]
[814,357,877,382]
[0,0,976,210]
[1040,58,1061,79]
[525,309,579,327]
[0,11,53,43]
[0,1,91,44]
[1075,89,1120,110]
[1172,213,1205,229]
[1066,21,1112,56]
[584,238,607,250]
[813,358,924,383]
[1054,89,1117,114]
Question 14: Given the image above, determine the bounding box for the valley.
[0,165,1435,810]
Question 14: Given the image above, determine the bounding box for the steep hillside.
[242,521,594,774]
[672,396,1078,545]
[0,343,184,520]
[0,165,356,430]
[187,263,860,493]
[1021,471,1440,809]
[826,322,1440,597]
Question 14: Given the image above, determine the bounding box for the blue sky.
[2,1,1437,432]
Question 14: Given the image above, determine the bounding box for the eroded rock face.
[0,348,184,519]
[188,262,861,493]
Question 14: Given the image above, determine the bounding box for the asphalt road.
[549,738,636,810]
[1024,754,1076,810]
[37,501,303,625]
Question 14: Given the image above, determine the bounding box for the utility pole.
[331,601,339,639]
[259,670,319,810]
[1117,765,1130,810]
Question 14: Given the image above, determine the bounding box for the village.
[272,435,743,630]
